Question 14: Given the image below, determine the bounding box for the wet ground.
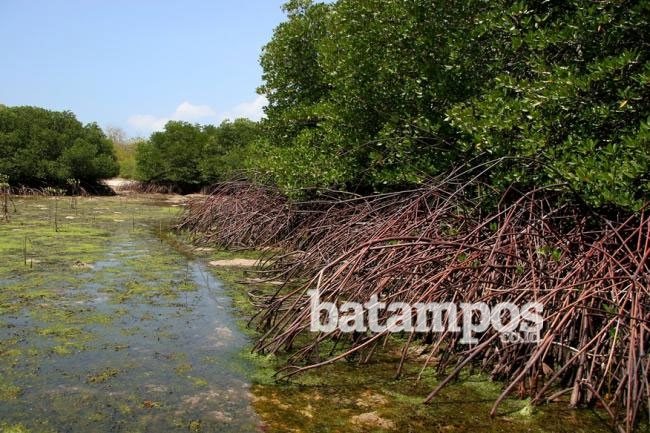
[0,195,618,433]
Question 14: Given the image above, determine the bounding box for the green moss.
[0,349,22,358]
[237,351,277,385]
[0,378,21,401]
[87,412,107,423]
[188,419,202,432]
[457,373,503,397]
[384,390,421,405]
[186,376,208,387]
[517,400,536,417]
[117,402,133,416]
[209,249,267,261]
[87,367,120,384]
[0,423,30,433]
[51,341,86,355]
[37,325,83,339]
[178,281,197,292]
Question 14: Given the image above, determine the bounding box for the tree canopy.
[255,0,650,209]
[0,105,119,187]
[135,119,262,187]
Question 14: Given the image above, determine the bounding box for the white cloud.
[127,114,169,134]
[219,95,267,122]
[127,96,267,135]
[128,101,217,134]
[174,101,216,120]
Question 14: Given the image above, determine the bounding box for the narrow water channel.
[0,196,260,432]
[0,195,620,433]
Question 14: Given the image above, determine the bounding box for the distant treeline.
[0,105,119,189]
[133,118,261,190]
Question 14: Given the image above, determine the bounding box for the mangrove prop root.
[177,177,650,433]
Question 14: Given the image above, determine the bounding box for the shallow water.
[0,196,259,432]
[0,196,621,433]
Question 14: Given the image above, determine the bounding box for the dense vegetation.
[133,0,649,210]
[106,126,138,179]
[134,118,261,188]
[113,141,138,179]
[0,105,119,188]
[255,0,650,210]
[176,4,650,431]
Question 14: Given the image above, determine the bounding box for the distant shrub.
[0,105,119,187]
[135,119,262,188]
[113,142,138,179]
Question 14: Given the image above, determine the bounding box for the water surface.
[0,196,260,432]
[0,196,619,433]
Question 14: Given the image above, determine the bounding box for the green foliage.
[135,119,262,187]
[446,0,650,210]
[258,1,332,146]
[106,127,138,179]
[257,0,650,209]
[258,0,491,192]
[0,105,119,187]
[199,118,262,181]
[113,141,138,179]
[136,121,205,185]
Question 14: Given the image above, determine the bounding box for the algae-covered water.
[0,196,259,432]
[0,195,616,433]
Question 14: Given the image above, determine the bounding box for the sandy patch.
[356,391,388,408]
[165,195,187,204]
[208,259,259,267]
[350,412,395,430]
[245,277,283,286]
[207,410,232,423]
[103,178,138,191]
[193,247,215,253]
[181,389,221,409]
[145,384,169,393]
[214,326,233,339]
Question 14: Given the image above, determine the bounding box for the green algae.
[208,249,267,261]
[0,378,21,401]
[248,363,611,433]
[0,196,258,432]
[51,342,84,356]
[37,325,84,339]
[0,423,30,433]
[187,376,209,387]
[86,367,120,383]
[175,362,193,374]
[235,351,278,385]
[188,419,202,432]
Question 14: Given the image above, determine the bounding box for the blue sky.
[0,1,289,137]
